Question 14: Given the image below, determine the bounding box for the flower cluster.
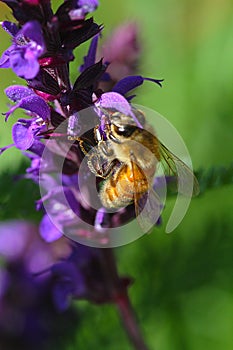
[0,0,163,245]
[0,0,164,348]
[0,221,78,350]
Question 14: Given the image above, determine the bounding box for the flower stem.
[99,249,149,350]
[115,293,149,350]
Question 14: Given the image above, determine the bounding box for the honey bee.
[77,107,199,230]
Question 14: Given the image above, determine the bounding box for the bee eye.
[115,125,137,137]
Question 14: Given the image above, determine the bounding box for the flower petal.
[52,280,73,311]
[112,75,163,96]
[19,20,45,48]
[2,21,19,36]
[5,85,34,102]
[112,75,144,95]
[0,221,32,261]
[12,122,34,150]
[80,34,99,72]
[0,268,9,298]
[39,214,63,242]
[0,48,12,68]
[95,91,133,115]
[5,87,50,121]
[10,47,40,79]
[0,144,14,154]
[78,0,99,13]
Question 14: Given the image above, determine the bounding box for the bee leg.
[98,140,114,157]
[100,159,120,178]
[89,158,119,179]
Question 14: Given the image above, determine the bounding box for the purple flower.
[38,171,102,243]
[12,120,37,150]
[23,141,54,182]
[68,0,99,20]
[36,166,140,245]
[0,220,70,272]
[40,214,64,242]
[80,35,99,72]
[112,75,163,96]
[3,85,50,156]
[0,220,78,350]
[51,243,132,311]
[0,0,172,349]
[78,0,99,13]
[0,0,163,245]
[4,85,50,121]
[0,20,45,79]
[95,91,143,127]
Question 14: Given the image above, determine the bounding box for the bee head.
[106,112,139,142]
[111,124,138,139]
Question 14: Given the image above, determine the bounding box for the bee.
[77,108,199,230]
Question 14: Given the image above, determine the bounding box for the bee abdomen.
[99,164,148,209]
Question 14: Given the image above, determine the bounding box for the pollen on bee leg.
[100,184,119,208]
[105,188,115,204]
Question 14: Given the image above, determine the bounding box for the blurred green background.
[0,0,233,349]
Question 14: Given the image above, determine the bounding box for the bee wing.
[158,142,199,197]
[135,190,163,234]
[131,160,162,233]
